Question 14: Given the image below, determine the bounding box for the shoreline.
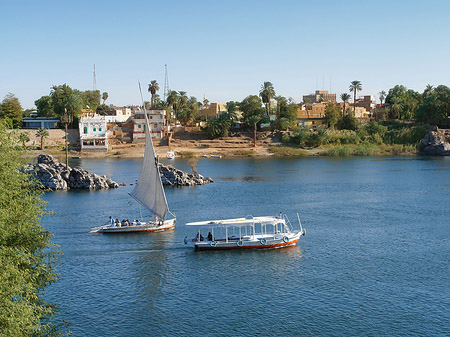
[23,141,422,160]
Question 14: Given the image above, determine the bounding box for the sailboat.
[91,96,176,233]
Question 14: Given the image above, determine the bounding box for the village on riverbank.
[2,81,450,159]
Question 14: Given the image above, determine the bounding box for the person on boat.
[195,232,204,241]
[116,219,121,227]
[207,232,213,241]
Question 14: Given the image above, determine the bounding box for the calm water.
[42,156,450,336]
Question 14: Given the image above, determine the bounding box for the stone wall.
[14,129,80,147]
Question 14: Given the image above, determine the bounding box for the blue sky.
[1,0,450,109]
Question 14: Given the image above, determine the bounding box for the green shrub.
[325,145,353,156]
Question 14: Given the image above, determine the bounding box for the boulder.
[25,154,213,190]
[25,154,120,190]
[158,164,213,186]
[421,128,450,155]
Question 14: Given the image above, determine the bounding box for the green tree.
[337,113,358,130]
[275,96,297,130]
[390,97,404,120]
[206,113,232,138]
[19,132,30,148]
[378,90,386,107]
[102,92,109,105]
[240,95,265,147]
[340,93,351,115]
[226,101,239,122]
[36,128,49,149]
[148,81,159,108]
[349,80,362,113]
[178,91,188,110]
[416,84,450,126]
[385,85,421,120]
[35,96,55,117]
[166,90,179,116]
[259,81,276,116]
[0,121,63,336]
[50,84,83,123]
[0,93,23,128]
[82,90,101,111]
[325,103,340,128]
[96,104,110,115]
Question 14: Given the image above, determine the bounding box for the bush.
[383,125,427,145]
[337,114,358,130]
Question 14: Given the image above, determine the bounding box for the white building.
[105,107,132,123]
[133,110,168,141]
[79,115,108,151]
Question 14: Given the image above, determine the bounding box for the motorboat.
[184,213,305,250]
[166,151,175,159]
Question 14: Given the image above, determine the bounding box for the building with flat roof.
[79,115,108,151]
[201,103,227,118]
[23,117,60,129]
[133,110,169,141]
[303,90,336,104]
[356,95,376,113]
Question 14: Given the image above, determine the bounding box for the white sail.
[129,113,168,220]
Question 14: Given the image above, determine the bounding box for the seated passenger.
[207,232,213,241]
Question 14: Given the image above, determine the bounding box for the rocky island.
[25,154,213,190]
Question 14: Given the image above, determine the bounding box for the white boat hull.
[191,230,305,251]
[91,218,175,233]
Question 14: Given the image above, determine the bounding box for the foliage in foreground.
[0,122,66,336]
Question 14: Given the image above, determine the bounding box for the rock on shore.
[159,164,214,186]
[25,154,120,190]
[421,128,450,155]
[25,154,213,190]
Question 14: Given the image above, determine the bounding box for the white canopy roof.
[185,216,285,227]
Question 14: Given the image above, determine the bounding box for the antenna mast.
[163,64,169,101]
[93,64,97,91]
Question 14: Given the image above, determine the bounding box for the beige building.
[303,90,336,103]
[296,104,327,127]
[356,95,376,113]
[133,110,169,141]
[201,103,227,118]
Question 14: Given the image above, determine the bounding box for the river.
[42,156,450,336]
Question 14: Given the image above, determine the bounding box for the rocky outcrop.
[25,154,120,190]
[159,164,213,186]
[25,154,213,190]
[421,128,450,155]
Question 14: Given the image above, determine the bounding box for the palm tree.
[19,132,30,149]
[423,84,434,98]
[148,80,159,108]
[102,92,108,105]
[340,93,351,115]
[349,80,362,113]
[178,91,188,110]
[390,97,403,120]
[36,128,49,150]
[259,81,276,116]
[166,90,178,112]
[378,90,386,107]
